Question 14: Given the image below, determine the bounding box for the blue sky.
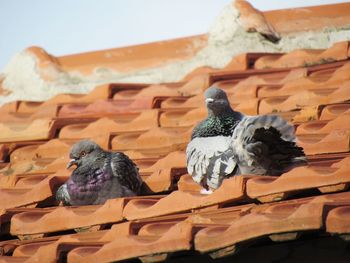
[0,0,348,71]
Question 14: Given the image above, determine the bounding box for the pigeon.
[186,87,306,193]
[56,139,143,206]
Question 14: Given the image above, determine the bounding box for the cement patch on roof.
[1,1,350,105]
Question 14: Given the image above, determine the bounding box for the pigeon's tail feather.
[232,115,306,176]
[186,136,237,190]
[241,115,296,142]
[56,184,71,205]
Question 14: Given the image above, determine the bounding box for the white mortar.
[1,3,350,105]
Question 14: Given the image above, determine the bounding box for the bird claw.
[200,188,213,195]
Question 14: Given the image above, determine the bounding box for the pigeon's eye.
[80,151,86,157]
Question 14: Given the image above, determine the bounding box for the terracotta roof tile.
[0,118,56,143]
[194,196,336,254]
[320,103,350,120]
[0,174,65,210]
[59,110,159,141]
[298,130,350,155]
[10,197,144,236]
[296,114,350,135]
[138,151,186,173]
[259,84,350,114]
[110,127,191,155]
[326,206,350,236]
[246,157,350,202]
[1,3,350,260]
[142,168,187,193]
[123,176,246,220]
[159,108,207,128]
[67,221,194,263]
[255,41,349,69]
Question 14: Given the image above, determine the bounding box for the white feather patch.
[186,136,237,189]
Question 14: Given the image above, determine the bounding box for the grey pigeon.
[56,139,142,205]
[186,87,306,192]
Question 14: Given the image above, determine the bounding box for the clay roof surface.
[1,1,350,262]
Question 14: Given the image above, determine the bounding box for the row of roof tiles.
[0,36,350,261]
[1,191,350,262]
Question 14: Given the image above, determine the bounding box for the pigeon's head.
[204,87,231,116]
[67,140,103,169]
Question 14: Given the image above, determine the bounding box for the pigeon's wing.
[186,135,237,189]
[231,115,306,175]
[110,152,143,194]
[56,184,71,205]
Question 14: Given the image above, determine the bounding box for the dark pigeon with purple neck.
[56,140,142,206]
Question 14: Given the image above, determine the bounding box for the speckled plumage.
[186,87,307,191]
[56,140,142,206]
[191,114,241,139]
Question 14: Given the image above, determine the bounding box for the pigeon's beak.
[66,158,77,169]
[205,98,214,104]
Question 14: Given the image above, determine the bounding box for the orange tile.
[0,256,29,262]
[5,223,133,260]
[0,118,56,143]
[143,168,187,193]
[298,130,350,155]
[123,176,246,220]
[255,42,349,69]
[290,106,320,123]
[194,199,324,253]
[56,35,207,74]
[259,84,350,114]
[326,206,350,235]
[110,126,192,154]
[320,103,350,120]
[0,103,18,119]
[264,2,350,33]
[67,221,194,263]
[10,139,72,163]
[177,174,202,192]
[161,95,203,109]
[178,74,210,96]
[209,68,292,86]
[10,198,127,236]
[246,157,350,202]
[0,144,9,162]
[0,174,66,210]
[139,151,186,173]
[159,108,207,128]
[17,84,114,115]
[113,84,182,100]
[296,114,350,135]
[59,110,159,139]
[59,99,153,118]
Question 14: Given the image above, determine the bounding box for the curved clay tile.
[194,199,325,254]
[10,198,128,236]
[159,108,207,128]
[298,130,350,155]
[259,84,350,114]
[123,176,245,220]
[111,126,192,153]
[140,151,186,174]
[255,41,349,69]
[0,174,65,210]
[234,0,280,42]
[59,110,159,139]
[326,206,350,234]
[67,221,194,263]
[296,114,350,135]
[0,118,56,143]
[320,103,350,120]
[246,157,350,202]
